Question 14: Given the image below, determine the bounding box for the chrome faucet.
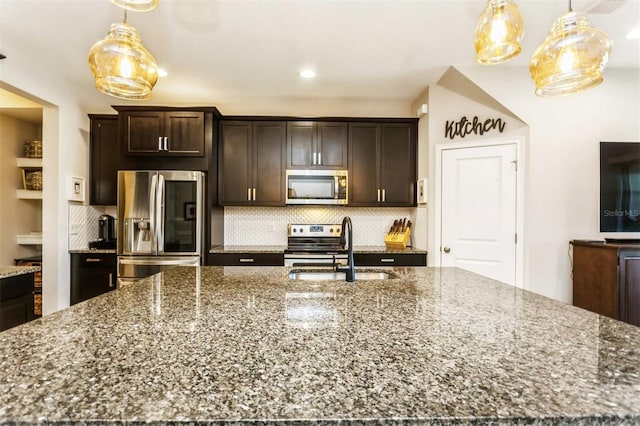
[335,216,355,282]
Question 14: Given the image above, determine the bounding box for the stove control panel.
[288,224,342,237]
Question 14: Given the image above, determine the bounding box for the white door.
[440,144,517,285]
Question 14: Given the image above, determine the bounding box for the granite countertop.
[69,249,117,254]
[210,245,427,254]
[0,266,41,279]
[1,266,639,424]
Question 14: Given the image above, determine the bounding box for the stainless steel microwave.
[286,170,348,205]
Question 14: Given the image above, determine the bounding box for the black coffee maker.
[89,214,116,249]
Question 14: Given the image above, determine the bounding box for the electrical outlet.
[268,224,276,233]
[70,223,79,235]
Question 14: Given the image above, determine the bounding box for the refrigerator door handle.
[149,174,158,253]
[157,174,165,253]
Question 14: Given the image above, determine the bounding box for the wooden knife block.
[384,228,411,249]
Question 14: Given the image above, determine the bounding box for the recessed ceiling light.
[626,27,640,40]
[158,68,168,77]
[299,69,316,79]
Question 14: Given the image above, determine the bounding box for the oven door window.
[288,176,336,200]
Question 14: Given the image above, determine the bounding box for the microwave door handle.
[149,174,158,252]
[156,174,165,253]
[335,176,339,199]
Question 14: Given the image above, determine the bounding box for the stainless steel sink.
[288,270,396,281]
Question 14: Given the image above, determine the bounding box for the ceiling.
[0,0,639,117]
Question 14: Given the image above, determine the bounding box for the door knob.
[443,247,451,253]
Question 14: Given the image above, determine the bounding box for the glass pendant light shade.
[530,11,612,97]
[475,0,524,65]
[110,0,158,12]
[88,22,158,100]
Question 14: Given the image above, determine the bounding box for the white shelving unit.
[16,156,43,244]
[16,233,43,245]
[16,189,43,200]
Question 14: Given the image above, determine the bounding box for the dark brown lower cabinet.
[572,240,640,327]
[354,253,427,267]
[0,273,35,331]
[70,253,117,305]
[208,252,284,266]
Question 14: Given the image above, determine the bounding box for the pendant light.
[110,0,157,12]
[529,0,612,97]
[475,0,525,65]
[88,11,158,100]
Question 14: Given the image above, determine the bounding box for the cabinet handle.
[247,188,252,201]
[318,152,322,165]
[108,273,115,288]
[252,188,256,201]
[382,189,386,202]
[85,258,102,263]
[158,137,162,151]
[313,152,317,165]
[380,258,395,263]
[163,136,168,151]
[239,258,254,263]
[377,189,381,202]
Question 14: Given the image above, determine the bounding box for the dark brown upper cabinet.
[349,122,417,207]
[219,121,286,206]
[89,114,119,205]
[286,121,347,170]
[120,110,205,156]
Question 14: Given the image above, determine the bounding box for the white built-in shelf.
[16,157,43,168]
[16,189,43,200]
[16,233,43,245]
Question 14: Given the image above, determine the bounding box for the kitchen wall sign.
[445,116,506,140]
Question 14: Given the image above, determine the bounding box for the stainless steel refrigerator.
[117,170,205,286]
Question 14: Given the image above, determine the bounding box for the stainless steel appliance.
[117,170,205,285]
[286,170,348,205]
[284,223,347,267]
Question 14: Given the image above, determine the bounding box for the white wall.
[1,52,90,315]
[0,114,42,264]
[436,66,640,303]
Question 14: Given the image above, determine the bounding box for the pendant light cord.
[123,9,128,23]
[569,0,572,12]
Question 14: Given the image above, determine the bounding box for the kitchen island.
[0,266,639,424]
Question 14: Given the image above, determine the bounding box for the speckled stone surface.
[0,266,41,279]
[1,266,639,425]
[68,249,117,254]
[209,245,427,254]
[210,245,288,253]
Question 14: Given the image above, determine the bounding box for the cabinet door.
[123,111,164,154]
[349,123,380,206]
[380,123,416,206]
[253,121,286,206]
[70,254,117,305]
[287,121,316,169]
[165,111,205,156]
[89,115,119,205]
[621,250,640,327]
[220,121,252,206]
[317,122,348,169]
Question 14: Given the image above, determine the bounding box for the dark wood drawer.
[354,253,427,267]
[208,253,284,266]
[74,253,117,268]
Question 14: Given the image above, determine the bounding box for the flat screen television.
[600,141,640,242]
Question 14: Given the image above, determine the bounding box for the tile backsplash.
[69,205,415,249]
[224,206,414,246]
[68,205,116,250]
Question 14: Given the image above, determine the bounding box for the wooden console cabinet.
[572,240,640,327]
